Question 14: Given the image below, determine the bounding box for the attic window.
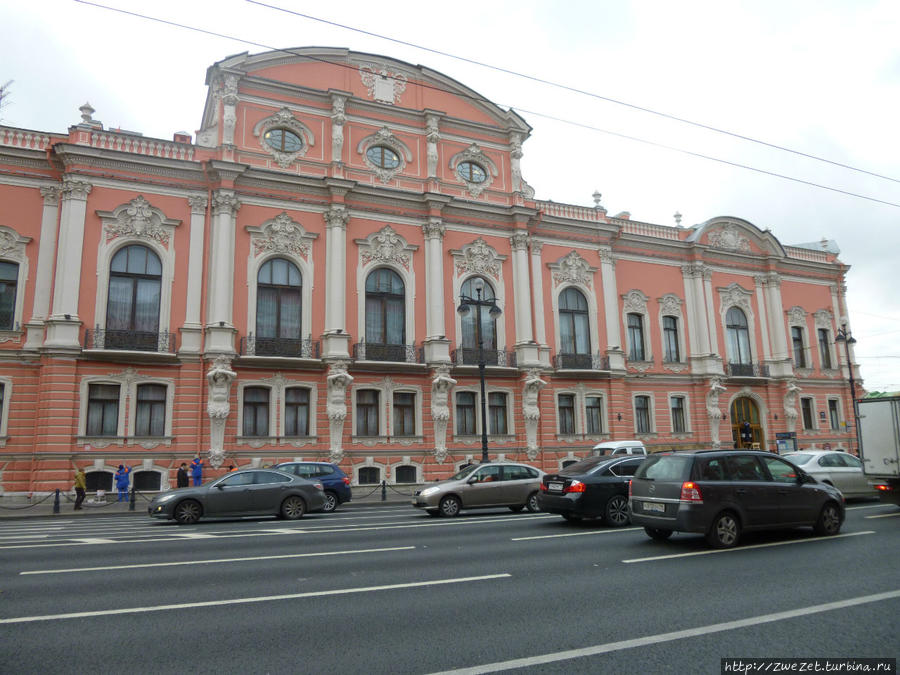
[263,129,303,153]
[366,146,400,169]
[457,161,487,184]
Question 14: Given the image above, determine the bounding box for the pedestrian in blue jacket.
[114,465,131,502]
[190,456,203,486]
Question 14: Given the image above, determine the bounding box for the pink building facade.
[0,48,860,494]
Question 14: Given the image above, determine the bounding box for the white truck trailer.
[857,396,900,506]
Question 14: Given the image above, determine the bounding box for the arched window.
[365,268,405,345]
[0,261,19,330]
[106,245,161,350]
[358,466,381,485]
[559,287,590,355]
[256,258,302,354]
[460,277,497,362]
[394,465,417,483]
[725,307,752,365]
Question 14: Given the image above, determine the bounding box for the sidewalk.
[0,485,415,520]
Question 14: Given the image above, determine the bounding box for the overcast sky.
[3,0,899,391]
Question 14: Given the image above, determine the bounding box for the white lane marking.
[512,527,641,541]
[845,503,890,510]
[169,532,218,539]
[20,545,416,575]
[0,514,556,549]
[0,573,511,624]
[866,512,900,519]
[0,534,50,540]
[622,531,874,563]
[427,589,900,675]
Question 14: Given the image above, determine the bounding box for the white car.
[781,451,876,498]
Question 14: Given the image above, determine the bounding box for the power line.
[72,1,900,209]
[246,0,900,187]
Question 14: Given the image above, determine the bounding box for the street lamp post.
[457,280,501,464]
[835,324,860,455]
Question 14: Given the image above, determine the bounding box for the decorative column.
[326,361,353,462]
[180,195,207,354]
[598,246,624,370]
[431,365,457,463]
[705,376,726,448]
[522,369,547,460]
[511,232,539,367]
[423,217,450,363]
[24,186,61,350]
[206,355,237,468]
[702,266,719,356]
[322,205,350,358]
[528,239,550,366]
[753,275,772,362]
[44,177,91,350]
[205,190,240,354]
[763,272,791,377]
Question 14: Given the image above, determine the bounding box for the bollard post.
[129,487,136,511]
[381,479,386,501]
[53,489,60,514]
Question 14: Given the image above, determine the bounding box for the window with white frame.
[488,392,508,435]
[818,328,833,370]
[460,276,498,355]
[635,395,652,434]
[135,383,166,437]
[456,391,476,435]
[801,397,815,430]
[670,395,686,434]
[358,466,381,485]
[284,387,311,437]
[558,288,590,355]
[828,398,840,431]
[791,326,807,368]
[87,383,121,436]
[243,387,271,436]
[663,316,680,363]
[356,389,380,436]
[365,268,405,346]
[726,307,752,365]
[394,464,417,483]
[0,379,9,443]
[0,261,19,331]
[256,258,302,350]
[627,313,646,361]
[558,394,576,434]
[586,395,603,434]
[393,391,416,436]
[106,245,162,350]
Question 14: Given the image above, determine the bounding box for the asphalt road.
[0,502,897,674]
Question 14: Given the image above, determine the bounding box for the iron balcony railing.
[726,362,770,377]
[85,327,175,353]
[451,347,517,367]
[353,341,421,363]
[241,335,320,358]
[554,352,610,370]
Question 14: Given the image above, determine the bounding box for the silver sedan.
[781,451,876,498]
[148,468,326,524]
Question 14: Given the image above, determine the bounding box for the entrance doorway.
[730,397,764,450]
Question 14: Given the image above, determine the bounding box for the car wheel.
[707,511,740,548]
[525,492,540,513]
[644,526,672,540]
[426,509,440,517]
[439,495,461,517]
[321,491,339,513]
[174,500,201,525]
[280,496,307,520]
[814,501,842,536]
[604,495,630,527]
[508,505,524,512]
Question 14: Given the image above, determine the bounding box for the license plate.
[643,501,665,513]
[548,482,564,492]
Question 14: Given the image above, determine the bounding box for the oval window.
[366,146,401,169]
[457,161,487,183]
[263,129,303,153]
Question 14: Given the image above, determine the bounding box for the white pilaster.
[205,190,240,354]
[599,246,624,369]
[322,206,350,358]
[180,195,208,354]
[24,186,61,350]
[682,265,702,355]
[754,275,772,361]
[510,232,532,344]
[702,268,719,353]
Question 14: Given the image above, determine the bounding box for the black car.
[538,455,646,526]
[629,450,845,548]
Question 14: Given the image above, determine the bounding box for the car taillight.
[342,476,351,486]
[680,481,703,502]
[314,482,324,491]
[628,480,632,497]
[564,480,586,494]
[875,484,893,492]
[540,482,548,492]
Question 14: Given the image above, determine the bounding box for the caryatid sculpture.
[783,380,801,433]
[522,369,547,460]
[706,376,727,449]
[431,366,457,463]
[326,362,353,463]
[206,354,237,468]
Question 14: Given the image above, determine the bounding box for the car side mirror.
[467,476,478,484]
[216,484,225,490]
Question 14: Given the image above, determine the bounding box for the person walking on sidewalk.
[190,456,203,486]
[73,466,86,510]
[176,462,189,488]
[114,464,131,502]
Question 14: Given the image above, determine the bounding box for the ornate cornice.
[551,251,594,288]
[358,225,415,271]
[454,238,502,280]
[248,212,317,260]
[97,196,180,247]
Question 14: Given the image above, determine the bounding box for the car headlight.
[420,486,441,497]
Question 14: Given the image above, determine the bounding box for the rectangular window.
[585,396,603,434]
[627,313,645,361]
[818,329,833,369]
[663,316,680,362]
[558,394,575,434]
[792,326,806,368]
[828,399,840,431]
[86,383,120,436]
[456,392,476,435]
[488,392,508,435]
[356,389,380,436]
[0,262,18,331]
[393,392,415,436]
[635,395,651,434]
[670,396,686,433]
[135,383,166,437]
[801,397,814,430]
[242,387,270,436]
[284,387,310,436]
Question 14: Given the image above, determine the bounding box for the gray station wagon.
[412,462,543,517]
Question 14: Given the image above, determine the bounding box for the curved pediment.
[686,216,786,257]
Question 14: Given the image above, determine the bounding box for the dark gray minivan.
[629,450,845,548]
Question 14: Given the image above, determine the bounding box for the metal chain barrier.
[384,483,415,497]
[0,491,56,510]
